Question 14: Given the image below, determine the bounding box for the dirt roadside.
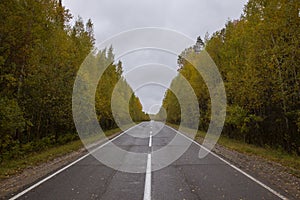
[1,132,299,199]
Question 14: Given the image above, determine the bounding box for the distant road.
[10,122,286,200]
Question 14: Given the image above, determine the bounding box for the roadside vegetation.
[159,0,300,156]
[0,0,149,165]
[0,127,124,179]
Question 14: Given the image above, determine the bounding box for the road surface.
[10,121,286,200]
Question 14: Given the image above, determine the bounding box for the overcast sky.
[63,0,248,114]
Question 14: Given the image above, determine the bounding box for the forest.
[0,0,148,162]
[1,0,299,164]
[160,0,300,155]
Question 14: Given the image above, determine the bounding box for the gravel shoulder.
[200,138,300,200]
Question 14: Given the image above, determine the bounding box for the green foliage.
[0,0,147,162]
[0,97,25,161]
[93,48,149,129]
[0,97,25,134]
[226,105,248,132]
[160,0,300,154]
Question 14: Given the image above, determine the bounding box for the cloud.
[64,0,247,41]
[63,0,248,114]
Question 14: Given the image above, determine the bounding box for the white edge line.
[166,125,287,200]
[143,153,152,200]
[9,123,142,200]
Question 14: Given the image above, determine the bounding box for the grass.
[167,123,300,177]
[0,127,124,180]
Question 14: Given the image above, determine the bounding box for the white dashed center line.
[149,134,152,147]
[144,130,152,200]
[143,153,152,200]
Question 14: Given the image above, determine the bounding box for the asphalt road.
[10,121,286,200]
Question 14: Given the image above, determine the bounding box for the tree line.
[0,0,148,162]
[159,0,300,154]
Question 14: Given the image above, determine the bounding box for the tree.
[161,0,300,154]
